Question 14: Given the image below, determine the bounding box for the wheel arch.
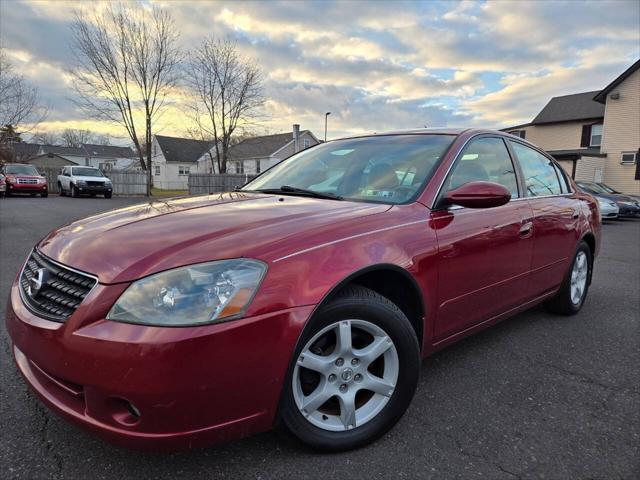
[580,231,596,285]
[308,264,426,349]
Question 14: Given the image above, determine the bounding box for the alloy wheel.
[570,251,588,305]
[292,319,399,432]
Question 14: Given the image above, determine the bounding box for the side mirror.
[443,181,511,209]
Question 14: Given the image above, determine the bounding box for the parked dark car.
[0,163,48,197]
[6,129,600,452]
[575,181,640,217]
[596,182,640,203]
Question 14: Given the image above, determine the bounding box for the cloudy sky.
[1,0,639,143]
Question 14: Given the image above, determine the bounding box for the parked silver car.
[596,195,619,220]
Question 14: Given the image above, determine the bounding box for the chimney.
[293,124,300,153]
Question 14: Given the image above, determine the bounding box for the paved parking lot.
[1,196,638,479]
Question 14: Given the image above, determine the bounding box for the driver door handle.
[519,221,533,238]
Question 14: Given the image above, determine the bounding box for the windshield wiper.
[249,185,343,200]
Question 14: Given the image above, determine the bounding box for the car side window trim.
[508,139,574,196]
[433,134,521,210]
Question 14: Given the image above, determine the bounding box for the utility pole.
[324,112,331,142]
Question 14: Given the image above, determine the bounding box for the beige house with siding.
[504,59,639,195]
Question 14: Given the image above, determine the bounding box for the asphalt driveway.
[1,196,638,479]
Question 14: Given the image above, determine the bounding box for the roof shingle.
[531,91,604,125]
[155,135,215,163]
[228,132,296,161]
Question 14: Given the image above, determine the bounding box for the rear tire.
[545,240,592,315]
[279,285,420,451]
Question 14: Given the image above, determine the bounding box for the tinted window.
[445,137,519,198]
[510,142,562,196]
[244,135,455,205]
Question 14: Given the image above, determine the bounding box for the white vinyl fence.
[188,173,257,195]
[38,167,147,196]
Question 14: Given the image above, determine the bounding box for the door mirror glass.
[444,181,511,209]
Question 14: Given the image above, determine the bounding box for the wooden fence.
[188,173,257,195]
[38,167,148,196]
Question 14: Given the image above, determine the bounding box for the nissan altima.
[6,129,600,451]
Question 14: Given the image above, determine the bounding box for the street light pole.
[324,112,331,142]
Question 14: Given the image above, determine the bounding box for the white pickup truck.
[57,166,113,198]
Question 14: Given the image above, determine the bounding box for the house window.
[178,165,190,175]
[621,152,637,164]
[303,138,311,148]
[154,165,161,176]
[508,130,526,139]
[235,161,244,174]
[590,124,603,147]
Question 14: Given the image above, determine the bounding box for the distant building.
[504,59,639,195]
[20,143,138,171]
[227,125,320,174]
[150,125,320,189]
[151,135,216,189]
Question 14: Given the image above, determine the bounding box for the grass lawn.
[151,188,189,198]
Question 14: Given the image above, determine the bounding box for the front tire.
[58,183,65,196]
[70,184,77,198]
[280,285,420,451]
[545,240,592,315]
[104,192,112,199]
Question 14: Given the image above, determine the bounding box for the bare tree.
[31,131,60,145]
[186,39,264,173]
[69,3,181,195]
[0,48,47,138]
[60,128,94,147]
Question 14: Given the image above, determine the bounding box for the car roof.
[333,128,526,141]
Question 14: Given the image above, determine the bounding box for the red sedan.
[1,163,48,197]
[6,129,600,451]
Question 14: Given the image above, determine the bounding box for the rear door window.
[510,142,562,196]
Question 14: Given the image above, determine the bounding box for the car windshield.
[578,182,607,194]
[5,165,39,175]
[243,134,455,204]
[597,183,618,193]
[72,167,104,177]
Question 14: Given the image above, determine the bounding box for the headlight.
[107,259,267,326]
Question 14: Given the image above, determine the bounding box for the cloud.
[0,0,638,141]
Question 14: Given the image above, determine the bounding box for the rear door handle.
[519,221,533,237]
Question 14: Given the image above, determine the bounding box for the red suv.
[1,163,48,197]
[6,129,600,451]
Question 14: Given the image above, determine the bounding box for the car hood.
[38,192,390,283]
[72,175,109,182]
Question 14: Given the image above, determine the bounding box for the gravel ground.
[1,195,638,479]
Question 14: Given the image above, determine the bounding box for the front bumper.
[7,183,47,193]
[6,279,313,450]
[76,184,112,194]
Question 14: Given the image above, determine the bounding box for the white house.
[151,135,215,189]
[151,126,320,189]
[226,125,320,174]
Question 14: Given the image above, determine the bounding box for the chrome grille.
[19,250,97,322]
[87,181,104,187]
[17,178,38,184]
